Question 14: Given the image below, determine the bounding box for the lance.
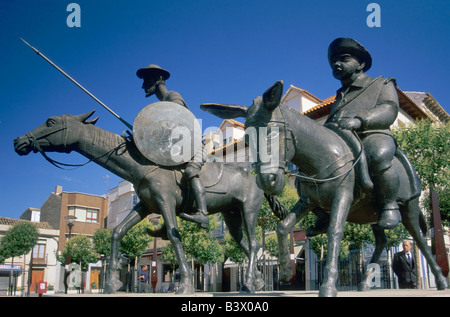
[20,38,133,131]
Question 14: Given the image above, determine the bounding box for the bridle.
[25,116,112,170]
[256,105,363,184]
[248,105,292,174]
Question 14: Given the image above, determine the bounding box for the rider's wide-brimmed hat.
[328,38,372,72]
[136,64,171,80]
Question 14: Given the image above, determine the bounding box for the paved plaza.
[33,288,450,297]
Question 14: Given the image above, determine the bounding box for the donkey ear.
[263,80,284,111]
[77,110,96,122]
[200,103,248,119]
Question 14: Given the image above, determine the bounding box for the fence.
[309,248,393,291]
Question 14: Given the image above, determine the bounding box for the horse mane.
[89,123,126,150]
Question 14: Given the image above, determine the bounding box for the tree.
[58,235,97,271]
[93,228,112,257]
[393,120,450,226]
[119,218,154,261]
[0,222,39,261]
[161,216,224,290]
[0,222,39,294]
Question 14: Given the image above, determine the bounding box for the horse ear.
[77,110,96,122]
[263,80,283,111]
[200,103,248,119]
[85,117,99,125]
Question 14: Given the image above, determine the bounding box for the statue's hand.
[339,118,362,131]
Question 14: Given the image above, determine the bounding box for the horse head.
[14,110,98,156]
[201,81,288,195]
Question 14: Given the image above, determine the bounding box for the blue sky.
[1,0,449,219]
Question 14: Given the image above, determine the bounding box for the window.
[68,206,100,223]
[31,210,40,222]
[33,244,46,260]
[86,209,98,223]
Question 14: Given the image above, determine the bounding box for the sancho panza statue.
[325,38,400,229]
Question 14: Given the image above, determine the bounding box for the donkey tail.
[264,193,289,220]
[419,210,428,236]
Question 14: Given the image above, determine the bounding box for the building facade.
[0,217,59,294]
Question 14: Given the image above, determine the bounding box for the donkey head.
[201,81,287,195]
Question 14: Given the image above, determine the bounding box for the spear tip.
[20,37,39,54]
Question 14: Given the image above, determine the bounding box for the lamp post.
[64,215,76,293]
[65,215,77,239]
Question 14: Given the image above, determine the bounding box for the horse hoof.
[319,285,337,297]
[280,267,293,282]
[437,277,449,290]
[105,278,123,294]
[240,284,255,294]
[176,284,195,294]
[358,282,370,292]
[254,278,265,291]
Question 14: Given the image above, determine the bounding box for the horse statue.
[13,110,277,294]
[201,80,449,297]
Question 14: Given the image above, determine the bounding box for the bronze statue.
[325,38,400,229]
[13,111,275,294]
[201,77,448,296]
[137,64,209,228]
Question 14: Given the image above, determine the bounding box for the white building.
[105,180,139,229]
[0,217,59,295]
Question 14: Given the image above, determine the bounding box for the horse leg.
[402,198,448,290]
[358,225,388,291]
[319,186,353,297]
[277,194,315,282]
[105,202,145,294]
[159,198,195,294]
[222,210,263,293]
[241,198,263,293]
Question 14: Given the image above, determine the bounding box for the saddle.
[326,125,421,202]
[175,162,228,193]
[175,162,228,214]
[326,125,373,193]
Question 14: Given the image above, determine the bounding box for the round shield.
[133,101,202,166]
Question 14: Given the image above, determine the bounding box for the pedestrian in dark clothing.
[393,240,417,289]
[139,265,149,293]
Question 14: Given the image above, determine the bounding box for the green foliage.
[264,233,279,258]
[393,120,450,226]
[224,232,246,263]
[92,228,112,257]
[161,216,224,266]
[0,222,39,263]
[59,235,97,271]
[119,218,154,260]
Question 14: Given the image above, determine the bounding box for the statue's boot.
[180,177,209,228]
[375,167,401,229]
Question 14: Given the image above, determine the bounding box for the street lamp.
[65,215,77,239]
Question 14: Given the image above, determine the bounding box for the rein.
[28,132,94,169]
[289,131,364,183]
[267,105,364,184]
